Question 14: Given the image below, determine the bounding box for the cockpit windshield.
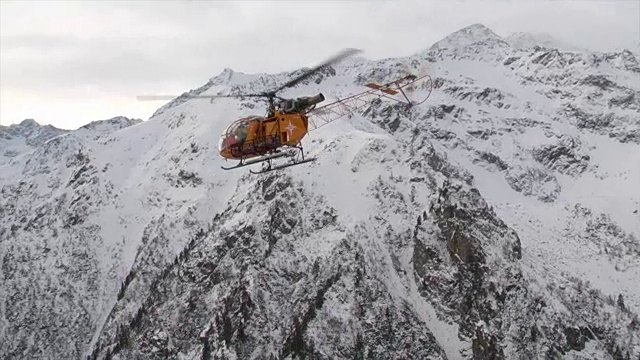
[218,116,260,153]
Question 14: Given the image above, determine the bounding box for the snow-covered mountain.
[505,32,586,52]
[1,119,68,163]
[1,23,639,360]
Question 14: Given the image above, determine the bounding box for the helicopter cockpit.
[218,116,261,154]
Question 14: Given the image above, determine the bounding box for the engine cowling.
[293,93,324,112]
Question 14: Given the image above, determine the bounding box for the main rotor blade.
[268,48,362,95]
[137,49,362,102]
[137,95,182,101]
[136,93,269,101]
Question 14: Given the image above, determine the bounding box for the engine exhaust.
[307,93,325,106]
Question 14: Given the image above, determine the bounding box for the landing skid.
[249,157,316,174]
[220,151,294,171]
[250,147,316,175]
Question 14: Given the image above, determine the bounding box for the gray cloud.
[1,0,638,128]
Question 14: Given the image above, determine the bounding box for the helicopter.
[137,48,433,174]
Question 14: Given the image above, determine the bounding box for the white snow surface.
[505,32,587,51]
[1,23,639,359]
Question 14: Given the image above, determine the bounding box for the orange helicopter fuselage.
[218,110,310,160]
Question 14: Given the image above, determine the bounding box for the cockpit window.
[218,116,259,153]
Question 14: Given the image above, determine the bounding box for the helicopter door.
[281,118,289,143]
[254,121,266,150]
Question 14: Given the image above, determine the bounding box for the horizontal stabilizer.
[365,83,398,95]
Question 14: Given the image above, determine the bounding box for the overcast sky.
[1,0,638,129]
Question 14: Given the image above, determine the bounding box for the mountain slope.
[505,32,586,51]
[1,24,639,360]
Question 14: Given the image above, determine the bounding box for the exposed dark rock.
[93,177,449,359]
[581,75,616,90]
[532,137,590,176]
[443,86,510,109]
[503,56,520,66]
[473,151,509,171]
[421,146,474,186]
[505,165,560,202]
[0,119,68,148]
[532,49,564,67]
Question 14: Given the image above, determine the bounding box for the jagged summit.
[429,23,506,51]
[18,118,39,127]
[461,23,500,37]
[0,118,68,169]
[0,117,67,144]
[1,118,42,130]
[209,67,235,84]
[426,23,593,55]
[1,116,140,168]
[208,67,258,87]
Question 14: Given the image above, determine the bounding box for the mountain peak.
[464,23,498,35]
[430,23,505,51]
[0,118,67,149]
[220,67,234,76]
[210,68,236,84]
[19,118,40,127]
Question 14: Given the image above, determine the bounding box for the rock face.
[1,24,639,360]
[77,116,143,133]
[0,119,67,145]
